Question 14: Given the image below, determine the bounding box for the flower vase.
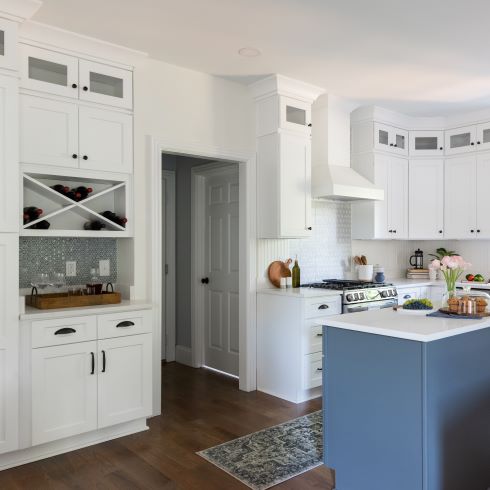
[442,288,457,309]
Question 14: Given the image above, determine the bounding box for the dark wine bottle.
[52,184,69,195]
[23,207,43,224]
[84,220,106,231]
[75,186,93,200]
[34,220,51,230]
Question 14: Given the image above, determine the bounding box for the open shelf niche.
[21,171,130,237]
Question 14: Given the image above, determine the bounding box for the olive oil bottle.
[292,256,301,288]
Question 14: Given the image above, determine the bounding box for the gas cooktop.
[302,279,394,291]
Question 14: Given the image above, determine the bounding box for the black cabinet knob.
[393,230,397,233]
[439,230,443,234]
[307,123,312,127]
[82,155,88,160]
[389,143,394,147]
[388,229,393,233]
[471,229,475,233]
[307,226,312,231]
[477,141,481,145]
[471,142,475,145]
[477,229,481,233]
[72,153,78,159]
[394,144,398,147]
[83,86,88,91]
[72,83,77,89]
[439,147,443,150]
[201,277,209,284]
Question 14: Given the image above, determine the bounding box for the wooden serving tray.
[26,292,122,310]
[438,307,490,317]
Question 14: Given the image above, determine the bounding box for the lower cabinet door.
[32,341,98,446]
[98,334,152,428]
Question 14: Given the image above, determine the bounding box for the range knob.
[346,294,353,302]
[380,290,388,298]
[359,292,365,300]
[353,293,359,301]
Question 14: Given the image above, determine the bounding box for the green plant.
[428,247,458,261]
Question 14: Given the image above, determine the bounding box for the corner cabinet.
[351,153,408,239]
[257,131,312,238]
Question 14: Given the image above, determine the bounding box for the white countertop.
[391,278,490,289]
[323,307,490,342]
[20,299,153,321]
[258,287,342,298]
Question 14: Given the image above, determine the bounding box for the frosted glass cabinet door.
[476,121,490,152]
[20,45,79,98]
[374,123,408,156]
[0,18,18,70]
[444,126,476,155]
[79,60,133,110]
[409,131,444,156]
[279,96,311,134]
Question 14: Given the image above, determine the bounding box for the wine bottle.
[292,256,301,288]
[23,207,43,224]
[34,220,50,230]
[75,186,93,200]
[52,184,69,195]
[84,220,106,231]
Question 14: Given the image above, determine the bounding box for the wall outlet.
[99,259,110,276]
[66,261,77,277]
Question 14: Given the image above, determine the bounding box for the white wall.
[132,58,255,301]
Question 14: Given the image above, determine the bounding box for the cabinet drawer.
[97,310,151,339]
[303,352,323,389]
[304,321,323,355]
[305,297,341,319]
[32,316,97,348]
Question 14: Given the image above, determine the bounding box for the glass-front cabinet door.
[0,18,18,71]
[409,130,444,156]
[445,125,476,155]
[20,44,79,98]
[476,121,490,152]
[374,123,408,156]
[79,60,133,110]
[279,96,311,134]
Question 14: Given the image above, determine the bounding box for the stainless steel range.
[303,279,398,314]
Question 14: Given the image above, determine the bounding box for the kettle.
[409,249,424,269]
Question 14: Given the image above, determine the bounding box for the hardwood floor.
[0,362,335,489]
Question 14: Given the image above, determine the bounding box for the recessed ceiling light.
[238,47,261,57]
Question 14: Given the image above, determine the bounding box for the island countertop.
[324,307,490,342]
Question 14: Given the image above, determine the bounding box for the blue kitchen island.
[323,309,490,490]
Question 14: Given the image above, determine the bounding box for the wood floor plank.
[0,362,334,489]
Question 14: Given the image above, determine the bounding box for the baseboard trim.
[0,419,148,471]
[175,345,193,366]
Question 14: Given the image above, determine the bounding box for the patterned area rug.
[197,411,323,490]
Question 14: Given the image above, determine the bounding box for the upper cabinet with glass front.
[373,122,408,156]
[444,125,476,155]
[279,96,312,134]
[20,44,133,110]
[409,130,444,156]
[0,18,18,71]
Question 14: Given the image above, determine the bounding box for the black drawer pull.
[318,304,329,310]
[403,294,411,299]
[101,350,106,373]
[116,321,135,328]
[90,352,95,375]
[54,327,76,335]
[316,367,323,372]
[316,333,323,337]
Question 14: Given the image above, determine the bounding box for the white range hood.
[312,95,384,201]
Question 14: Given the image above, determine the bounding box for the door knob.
[201,277,209,284]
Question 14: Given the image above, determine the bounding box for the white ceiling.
[33,0,490,116]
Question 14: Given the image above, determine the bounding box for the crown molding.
[0,0,42,22]
[250,74,325,102]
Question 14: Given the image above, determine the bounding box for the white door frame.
[191,162,239,372]
[162,170,176,362]
[147,136,257,415]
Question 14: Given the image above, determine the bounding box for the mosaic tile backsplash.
[20,238,117,288]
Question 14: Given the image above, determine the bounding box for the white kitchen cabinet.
[21,45,79,99]
[409,159,444,239]
[280,96,312,135]
[351,153,408,239]
[98,334,152,428]
[79,59,133,110]
[20,45,133,110]
[444,156,477,239]
[257,132,312,238]
[475,153,490,238]
[397,287,424,305]
[409,130,444,156]
[476,121,490,152]
[20,95,133,173]
[79,106,133,173]
[31,341,98,445]
[374,122,408,156]
[257,291,341,403]
[445,125,476,155]
[0,18,18,71]
[20,95,79,168]
[0,73,18,232]
[0,234,19,455]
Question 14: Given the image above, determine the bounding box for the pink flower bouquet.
[430,255,471,293]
